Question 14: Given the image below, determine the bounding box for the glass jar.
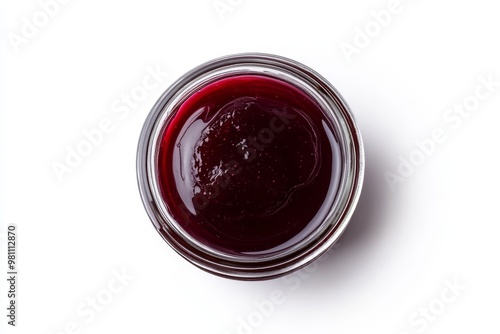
[137,53,364,280]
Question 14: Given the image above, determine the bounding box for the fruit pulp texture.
[158,74,341,256]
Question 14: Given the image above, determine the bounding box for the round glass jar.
[137,53,364,280]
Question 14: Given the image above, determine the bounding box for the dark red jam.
[157,75,341,256]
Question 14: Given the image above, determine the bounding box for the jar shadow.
[277,130,393,292]
[329,134,388,255]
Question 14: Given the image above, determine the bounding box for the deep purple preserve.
[137,53,364,280]
[157,74,341,256]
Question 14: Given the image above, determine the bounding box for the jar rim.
[137,53,364,280]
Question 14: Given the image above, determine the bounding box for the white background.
[1,0,499,333]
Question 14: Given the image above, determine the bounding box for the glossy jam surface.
[157,75,341,256]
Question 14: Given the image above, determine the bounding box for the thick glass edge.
[136,53,365,280]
